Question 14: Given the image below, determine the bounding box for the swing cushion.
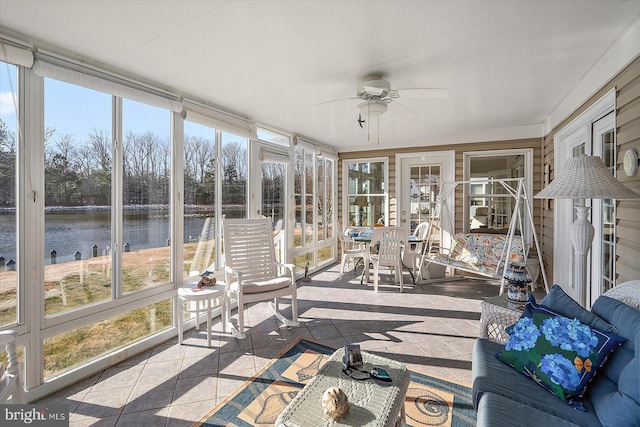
[430,233,526,277]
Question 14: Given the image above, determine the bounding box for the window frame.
[342,157,389,228]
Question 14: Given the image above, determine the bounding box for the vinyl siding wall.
[541,55,640,284]
[338,138,544,246]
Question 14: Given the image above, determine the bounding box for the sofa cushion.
[540,285,619,334]
[472,338,603,426]
[496,295,625,410]
[477,392,583,427]
[588,296,640,427]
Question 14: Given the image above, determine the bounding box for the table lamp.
[534,155,639,306]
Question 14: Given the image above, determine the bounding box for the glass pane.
[183,121,216,276]
[317,244,333,266]
[262,162,285,226]
[0,61,17,326]
[325,159,334,238]
[600,130,615,293]
[262,161,285,262]
[305,195,314,244]
[122,99,171,293]
[294,147,303,248]
[293,252,313,275]
[43,299,171,380]
[221,132,247,219]
[347,161,386,227]
[409,165,440,232]
[294,195,302,248]
[317,158,325,241]
[468,155,524,233]
[44,79,112,316]
[256,127,289,146]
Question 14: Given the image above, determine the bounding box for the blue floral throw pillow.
[497,295,626,410]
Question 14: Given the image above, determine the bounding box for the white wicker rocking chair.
[222,218,298,339]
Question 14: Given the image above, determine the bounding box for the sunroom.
[0,1,639,423]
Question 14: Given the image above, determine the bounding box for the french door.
[397,151,455,248]
[554,90,616,307]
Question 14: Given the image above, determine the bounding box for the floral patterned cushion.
[437,233,526,276]
[497,295,626,410]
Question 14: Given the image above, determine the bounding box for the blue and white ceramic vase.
[505,262,531,302]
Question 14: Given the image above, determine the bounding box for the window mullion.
[19,67,45,389]
[170,111,184,290]
[112,97,123,298]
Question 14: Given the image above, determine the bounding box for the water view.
[0,206,246,265]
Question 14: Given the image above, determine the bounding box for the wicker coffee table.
[276,347,410,427]
[479,293,525,344]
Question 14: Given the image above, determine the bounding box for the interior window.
[467,154,525,234]
[346,160,386,227]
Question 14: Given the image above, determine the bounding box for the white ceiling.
[1,1,640,152]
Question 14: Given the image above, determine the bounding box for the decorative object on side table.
[197,275,216,287]
[505,262,531,302]
[321,387,350,419]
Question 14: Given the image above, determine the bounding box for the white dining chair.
[402,222,430,280]
[369,226,407,292]
[337,223,368,277]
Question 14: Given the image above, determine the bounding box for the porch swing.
[421,177,550,295]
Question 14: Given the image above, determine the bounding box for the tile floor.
[35,265,538,426]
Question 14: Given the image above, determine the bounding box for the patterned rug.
[195,338,476,427]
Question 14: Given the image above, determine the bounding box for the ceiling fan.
[314,74,449,120]
[314,74,448,143]
[355,74,449,119]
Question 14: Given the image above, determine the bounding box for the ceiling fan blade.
[390,88,450,99]
[389,100,414,119]
[311,96,361,107]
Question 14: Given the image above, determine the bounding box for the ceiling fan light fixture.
[360,99,387,118]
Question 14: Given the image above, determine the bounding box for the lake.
[0,206,251,265]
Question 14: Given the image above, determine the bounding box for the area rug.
[195,337,476,427]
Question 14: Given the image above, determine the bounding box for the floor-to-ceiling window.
[43,79,113,316]
[0,46,337,398]
[183,121,216,276]
[122,100,172,293]
[39,75,175,382]
[293,140,336,275]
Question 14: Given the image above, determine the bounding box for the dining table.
[351,230,423,285]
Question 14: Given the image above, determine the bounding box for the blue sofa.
[472,283,640,427]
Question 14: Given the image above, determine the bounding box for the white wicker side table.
[276,347,410,427]
[479,293,525,344]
